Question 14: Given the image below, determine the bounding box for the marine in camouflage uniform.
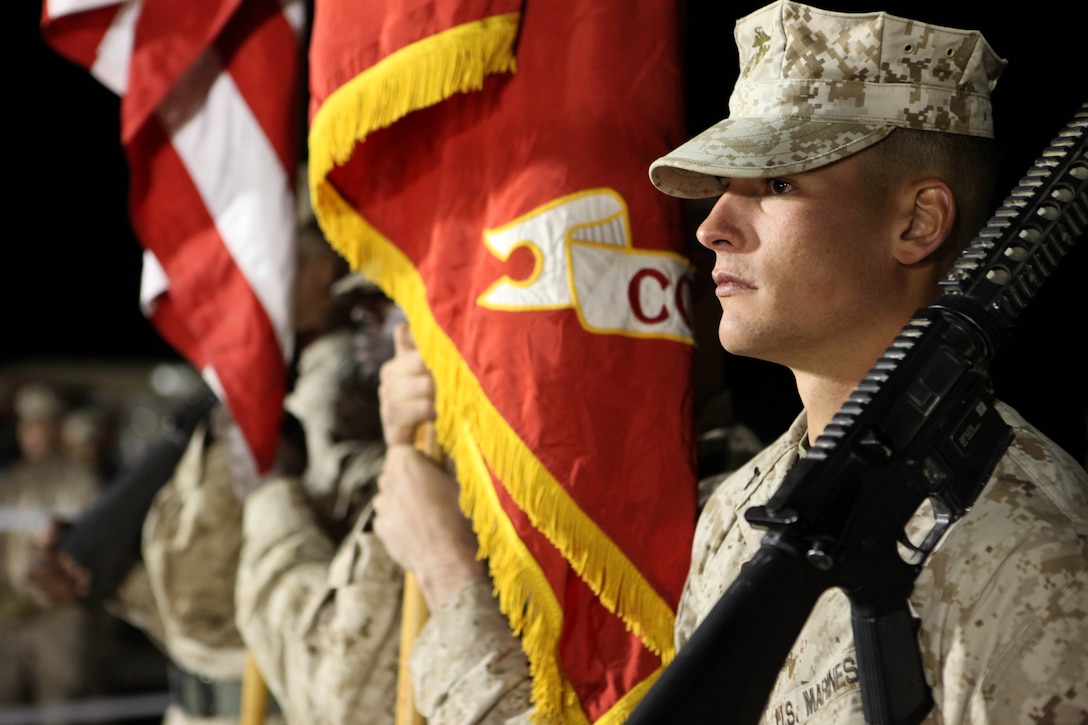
[234,301,404,725]
[0,383,104,717]
[228,210,402,723]
[108,324,391,725]
[113,318,398,725]
[379,2,1087,723]
[647,2,1088,722]
[109,220,395,724]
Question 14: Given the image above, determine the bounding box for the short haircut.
[862,128,1001,259]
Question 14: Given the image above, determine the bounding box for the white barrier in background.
[0,692,169,724]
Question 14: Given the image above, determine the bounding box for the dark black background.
[11,4,177,365]
[10,1,1086,464]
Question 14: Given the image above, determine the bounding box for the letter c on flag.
[629,268,669,324]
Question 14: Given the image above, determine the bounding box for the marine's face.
[694,153,908,377]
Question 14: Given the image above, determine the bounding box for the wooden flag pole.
[397,423,440,725]
[241,650,270,725]
[397,572,429,725]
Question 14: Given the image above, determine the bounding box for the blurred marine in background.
[0,382,105,720]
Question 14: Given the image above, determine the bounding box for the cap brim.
[649,116,894,198]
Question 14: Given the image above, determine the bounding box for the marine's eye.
[769,179,793,195]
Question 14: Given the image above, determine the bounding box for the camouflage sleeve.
[108,561,168,652]
[922,506,1088,723]
[914,413,1088,724]
[411,578,533,725]
[139,432,248,678]
[959,560,1088,723]
[236,476,404,725]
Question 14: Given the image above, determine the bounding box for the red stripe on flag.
[40,3,119,69]
[147,296,208,372]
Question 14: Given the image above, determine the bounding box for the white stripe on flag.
[45,0,128,21]
[89,0,138,95]
[278,0,306,34]
[139,249,168,314]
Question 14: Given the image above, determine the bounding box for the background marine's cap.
[62,408,106,446]
[650,0,1006,198]
[13,382,65,421]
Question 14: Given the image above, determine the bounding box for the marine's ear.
[895,179,955,266]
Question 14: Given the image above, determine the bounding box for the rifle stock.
[628,102,1087,725]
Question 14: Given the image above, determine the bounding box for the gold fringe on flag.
[309,13,521,193]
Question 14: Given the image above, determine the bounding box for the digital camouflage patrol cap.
[650,0,1007,198]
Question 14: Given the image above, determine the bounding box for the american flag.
[40,0,306,472]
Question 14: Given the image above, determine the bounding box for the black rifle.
[58,384,219,607]
[627,101,1087,725]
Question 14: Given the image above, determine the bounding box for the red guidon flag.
[40,0,305,472]
[309,1,697,722]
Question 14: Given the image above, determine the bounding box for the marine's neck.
[792,371,867,446]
